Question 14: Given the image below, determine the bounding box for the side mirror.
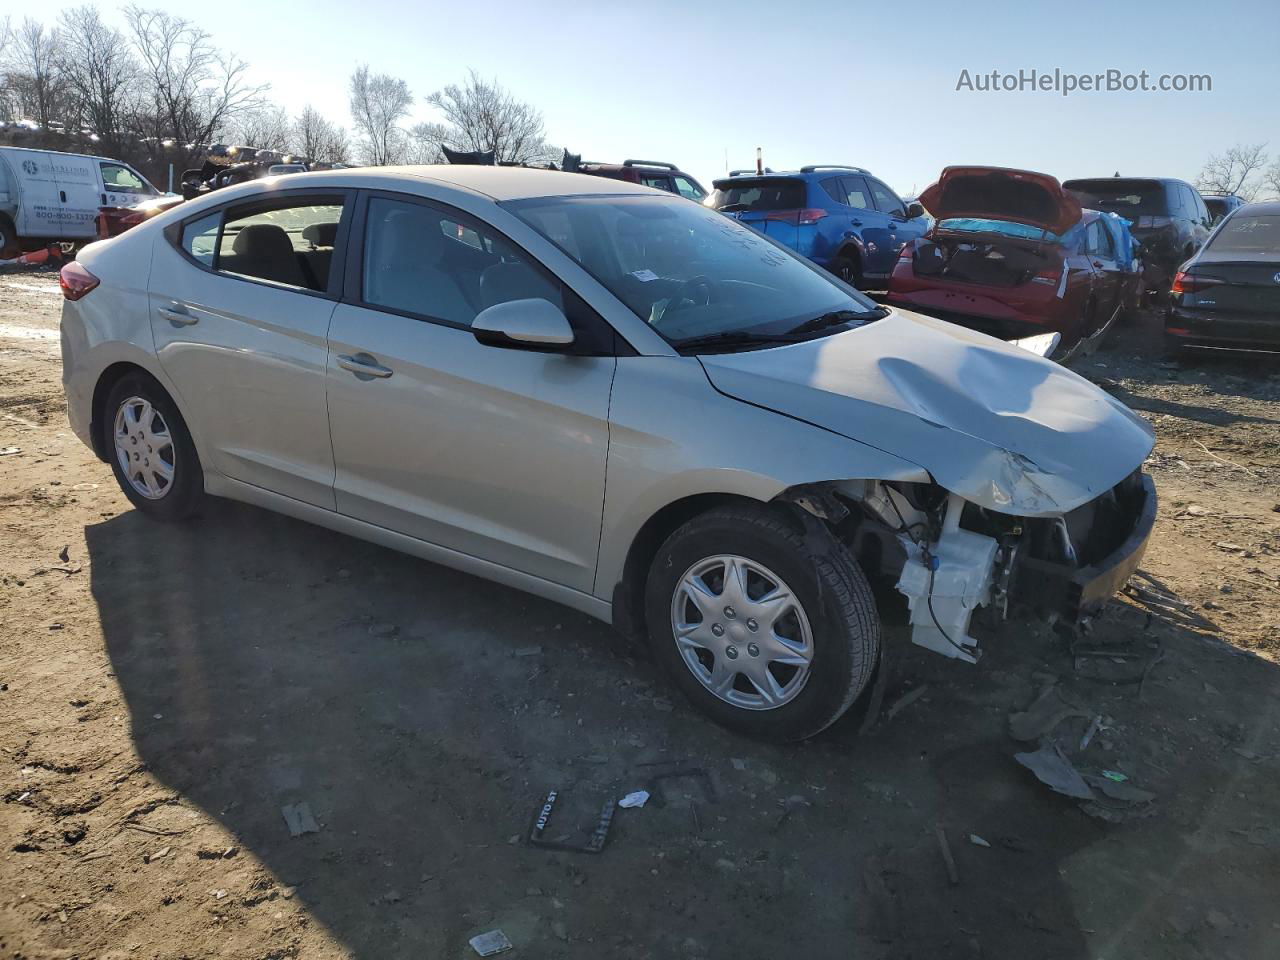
[905,202,925,220]
[471,298,575,351]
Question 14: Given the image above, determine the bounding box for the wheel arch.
[89,361,178,461]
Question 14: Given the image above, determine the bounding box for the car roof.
[1237,200,1280,215]
[309,164,662,201]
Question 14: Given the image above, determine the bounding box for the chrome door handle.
[337,353,393,379]
[157,305,198,326]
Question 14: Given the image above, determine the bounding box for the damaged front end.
[790,469,1157,663]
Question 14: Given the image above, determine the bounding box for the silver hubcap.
[113,396,175,500]
[670,555,813,710]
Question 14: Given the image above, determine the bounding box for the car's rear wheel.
[644,504,880,741]
[102,372,204,520]
[830,254,861,288]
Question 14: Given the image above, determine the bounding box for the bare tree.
[1264,159,1280,202]
[230,103,290,151]
[124,6,265,165]
[58,6,137,157]
[294,105,349,163]
[4,18,66,130]
[423,70,557,165]
[405,120,448,164]
[348,65,410,165]
[1197,143,1269,201]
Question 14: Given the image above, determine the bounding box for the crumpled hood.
[699,309,1154,517]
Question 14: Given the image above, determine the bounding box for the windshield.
[1208,214,1280,257]
[1063,179,1167,216]
[507,194,878,346]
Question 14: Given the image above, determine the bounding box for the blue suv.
[708,165,928,288]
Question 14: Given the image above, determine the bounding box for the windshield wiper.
[786,307,887,335]
[673,330,807,353]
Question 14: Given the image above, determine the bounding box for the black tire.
[643,504,880,741]
[0,217,17,261]
[101,371,204,521]
[830,255,861,288]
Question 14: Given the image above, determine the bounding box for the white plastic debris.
[469,929,513,956]
[969,834,991,848]
[618,790,650,809]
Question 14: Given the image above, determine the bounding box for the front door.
[148,191,351,508]
[325,193,616,592]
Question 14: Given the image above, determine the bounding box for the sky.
[59,0,1280,196]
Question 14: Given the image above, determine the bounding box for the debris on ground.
[618,790,649,809]
[969,834,991,848]
[528,789,614,853]
[280,802,320,837]
[934,825,960,885]
[885,683,930,723]
[1008,685,1089,742]
[1014,744,1096,800]
[468,928,514,955]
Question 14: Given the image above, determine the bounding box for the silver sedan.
[59,166,1157,740]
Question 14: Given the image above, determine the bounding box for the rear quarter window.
[181,212,221,266]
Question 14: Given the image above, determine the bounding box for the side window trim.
[345,188,619,355]
[165,189,354,300]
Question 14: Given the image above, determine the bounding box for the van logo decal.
[21,160,39,175]
[1273,272,1280,284]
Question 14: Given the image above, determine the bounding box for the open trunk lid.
[920,167,1082,236]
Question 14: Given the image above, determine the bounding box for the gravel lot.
[2,265,1278,959]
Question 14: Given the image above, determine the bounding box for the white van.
[0,146,164,257]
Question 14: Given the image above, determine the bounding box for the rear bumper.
[1016,474,1158,622]
[1166,306,1280,353]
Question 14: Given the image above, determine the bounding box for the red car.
[887,166,1130,359]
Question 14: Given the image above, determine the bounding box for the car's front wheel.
[644,504,880,741]
[102,372,204,520]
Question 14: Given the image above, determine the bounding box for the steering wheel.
[669,275,714,311]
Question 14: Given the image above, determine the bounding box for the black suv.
[1063,177,1212,292]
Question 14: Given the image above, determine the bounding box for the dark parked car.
[887,166,1133,359]
[1202,192,1246,225]
[1165,200,1280,357]
[708,166,929,288]
[1063,177,1212,294]
[573,159,707,202]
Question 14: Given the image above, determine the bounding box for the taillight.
[762,208,829,225]
[1170,271,1223,294]
[896,243,914,262]
[59,262,100,301]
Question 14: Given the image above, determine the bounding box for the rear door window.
[640,175,675,193]
[710,178,805,211]
[841,176,873,210]
[216,197,346,292]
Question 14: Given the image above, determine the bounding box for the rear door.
[862,177,909,278]
[1083,219,1122,333]
[7,149,66,238]
[325,191,617,592]
[149,191,352,507]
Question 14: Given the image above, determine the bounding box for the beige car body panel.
[62,166,1152,630]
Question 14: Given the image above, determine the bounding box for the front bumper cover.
[1017,473,1158,621]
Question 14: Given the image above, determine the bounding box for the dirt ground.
[1,265,1278,960]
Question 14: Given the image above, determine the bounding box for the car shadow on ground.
[86,498,1280,958]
